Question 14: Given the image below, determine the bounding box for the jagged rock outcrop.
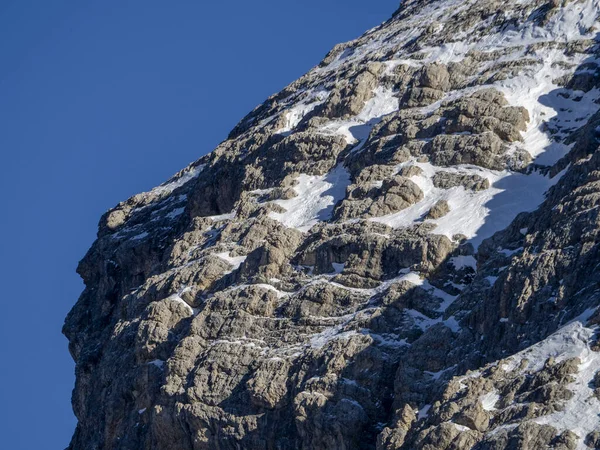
[65,0,600,449]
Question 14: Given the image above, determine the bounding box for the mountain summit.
[65,1,600,448]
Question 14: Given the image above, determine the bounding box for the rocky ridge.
[65,0,600,449]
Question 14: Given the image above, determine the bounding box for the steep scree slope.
[65,0,600,448]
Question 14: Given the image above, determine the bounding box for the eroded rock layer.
[65,1,600,448]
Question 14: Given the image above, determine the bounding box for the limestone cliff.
[65,1,600,448]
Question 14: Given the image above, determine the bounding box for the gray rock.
[426,199,450,219]
[320,63,383,118]
[420,63,451,91]
[425,132,532,171]
[334,176,424,220]
[432,171,491,191]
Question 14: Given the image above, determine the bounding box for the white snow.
[397,270,424,286]
[357,86,399,123]
[425,366,455,381]
[165,293,194,315]
[405,309,461,333]
[206,212,236,222]
[310,328,359,349]
[149,164,205,197]
[369,333,409,348]
[499,56,599,165]
[211,338,266,350]
[269,164,350,232]
[215,252,247,273]
[494,1,600,165]
[444,316,461,333]
[166,207,185,219]
[148,359,164,369]
[251,283,289,299]
[372,163,561,248]
[331,262,345,274]
[421,279,457,312]
[395,270,458,312]
[418,404,431,420]
[276,90,329,135]
[449,255,477,270]
[480,391,500,411]
[318,86,399,146]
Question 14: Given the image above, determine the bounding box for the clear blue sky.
[0,1,397,448]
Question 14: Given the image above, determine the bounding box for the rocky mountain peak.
[65,1,600,448]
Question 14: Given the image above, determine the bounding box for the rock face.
[64,1,600,449]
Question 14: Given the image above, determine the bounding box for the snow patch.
[149,164,205,197]
[207,212,236,222]
[165,293,194,315]
[251,283,290,299]
[418,404,431,420]
[450,255,477,270]
[276,90,329,135]
[310,329,359,349]
[444,316,461,333]
[269,165,350,232]
[332,262,345,274]
[453,423,472,432]
[215,252,247,273]
[372,163,561,248]
[317,86,399,146]
[166,207,185,219]
[397,270,424,286]
[148,360,164,369]
[480,391,500,411]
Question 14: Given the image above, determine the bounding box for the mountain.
[63,0,600,448]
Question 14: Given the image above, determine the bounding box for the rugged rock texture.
[65,0,600,449]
